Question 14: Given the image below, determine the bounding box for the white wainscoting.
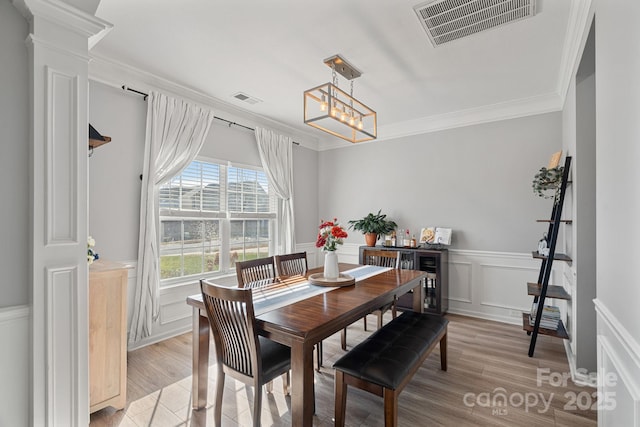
[594,299,640,427]
[0,305,29,427]
[448,249,564,324]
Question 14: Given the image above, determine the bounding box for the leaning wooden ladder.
[525,155,572,357]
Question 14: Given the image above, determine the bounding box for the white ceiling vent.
[414,0,537,46]
[232,92,262,105]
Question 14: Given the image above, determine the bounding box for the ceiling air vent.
[413,0,537,46]
[232,92,262,105]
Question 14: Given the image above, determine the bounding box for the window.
[159,159,275,285]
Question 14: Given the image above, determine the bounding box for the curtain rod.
[122,85,299,145]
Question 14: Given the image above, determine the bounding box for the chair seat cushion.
[259,336,291,382]
[333,311,448,390]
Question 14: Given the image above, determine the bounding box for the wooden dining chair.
[236,256,277,289]
[274,251,309,278]
[200,279,291,427]
[274,251,323,371]
[341,249,401,350]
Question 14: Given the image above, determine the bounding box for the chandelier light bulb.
[358,117,364,130]
[349,115,355,126]
[320,94,327,111]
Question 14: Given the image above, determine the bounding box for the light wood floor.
[90,314,598,426]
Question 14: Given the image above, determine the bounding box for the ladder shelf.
[524,155,572,357]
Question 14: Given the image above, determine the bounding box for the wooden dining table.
[186,262,426,426]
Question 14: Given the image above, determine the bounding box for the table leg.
[413,280,425,313]
[290,339,314,426]
[191,308,210,409]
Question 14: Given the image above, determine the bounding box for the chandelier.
[303,55,377,143]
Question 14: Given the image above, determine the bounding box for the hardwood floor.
[90,314,598,426]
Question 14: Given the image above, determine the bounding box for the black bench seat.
[333,311,448,427]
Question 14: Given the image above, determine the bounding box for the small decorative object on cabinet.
[89,260,131,413]
[359,245,448,315]
[524,154,572,357]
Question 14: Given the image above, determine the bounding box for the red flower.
[316,217,347,251]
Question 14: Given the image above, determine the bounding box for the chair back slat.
[362,249,401,269]
[200,280,260,378]
[275,252,308,277]
[236,256,276,288]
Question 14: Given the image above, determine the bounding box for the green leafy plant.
[347,210,397,240]
[532,166,564,202]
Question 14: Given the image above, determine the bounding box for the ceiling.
[92,0,584,148]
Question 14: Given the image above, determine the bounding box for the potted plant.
[348,210,398,247]
[532,166,564,203]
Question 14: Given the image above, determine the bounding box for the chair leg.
[282,372,290,395]
[383,388,399,427]
[391,300,397,319]
[341,328,347,350]
[377,311,384,329]
[253,383,262,427]
[363,315,368,331]
[214,369,225,426]
[334,370,347,427]
[266,381,273,393]
[316,341,323,371]
[440,332,448,371]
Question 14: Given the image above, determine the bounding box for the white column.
[11,0,111,425]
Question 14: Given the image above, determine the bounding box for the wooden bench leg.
[383,388,398,427]
[334,370,347,427]
[440,332,448,371]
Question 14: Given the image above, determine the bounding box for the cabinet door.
[89,269,127,411]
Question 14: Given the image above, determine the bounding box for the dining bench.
[333,311,448,427]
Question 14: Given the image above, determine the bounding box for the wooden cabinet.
[358,246,448,315]
[89,260,131,413]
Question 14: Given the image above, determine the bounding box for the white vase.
[323,251,339,280]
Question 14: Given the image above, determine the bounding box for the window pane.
[227,166,269,213]
[160,248,183,279]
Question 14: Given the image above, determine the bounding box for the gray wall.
[574,22,597,372]
[0,0,29,307]
[596,1,640,346]
[319,112,562,252]
[88,81,319,261]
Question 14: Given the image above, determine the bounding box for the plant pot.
[364,233,378,247]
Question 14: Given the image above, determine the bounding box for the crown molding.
[88,53,321,151]
[556,0,595,106]
[372,92,562,143]
[12,0,112,42]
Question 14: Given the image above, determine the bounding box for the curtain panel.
[129,91,214,343]
[254,127,296,254]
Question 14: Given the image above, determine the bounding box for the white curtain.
[129,91,215,343]
[255,127,296,254]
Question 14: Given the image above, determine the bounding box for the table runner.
[254,265,391,316]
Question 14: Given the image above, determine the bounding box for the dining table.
[186,262,427,426]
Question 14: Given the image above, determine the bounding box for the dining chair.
[274,251,324,371]
[235,256,277,289]
[341,249,401,350]
[200,279,291,427]
[274,251,309,278]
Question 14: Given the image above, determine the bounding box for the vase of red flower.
[316,218,348,279]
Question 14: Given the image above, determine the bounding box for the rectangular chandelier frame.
[303,82,377,143]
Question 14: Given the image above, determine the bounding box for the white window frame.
[159,157,276,287]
